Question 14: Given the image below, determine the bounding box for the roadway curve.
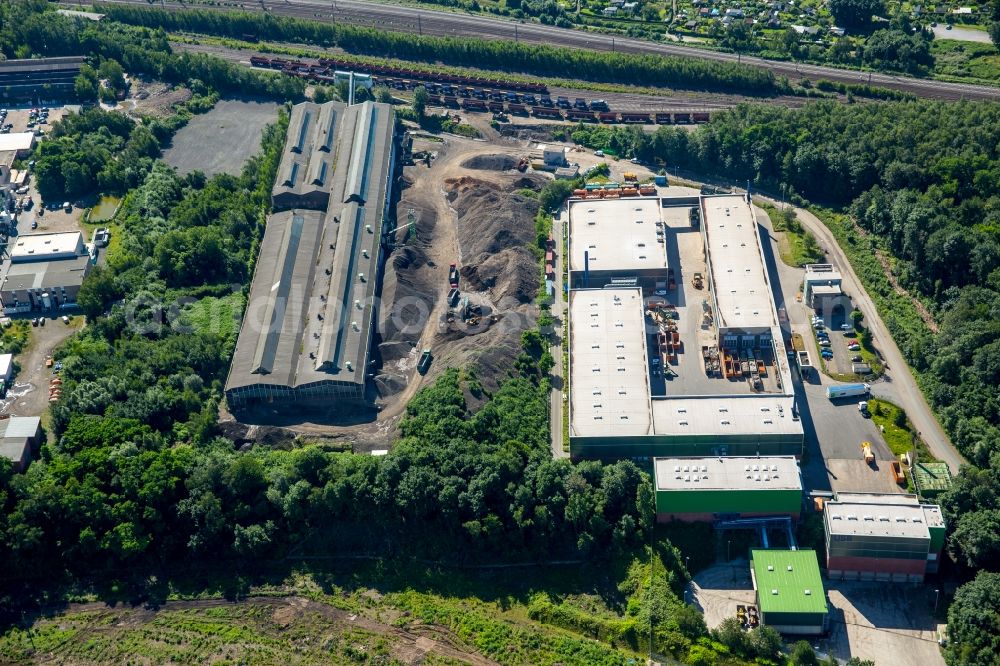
[90,0,1000,101]
[751,192,966,473]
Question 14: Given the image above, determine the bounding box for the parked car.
[30,220,37,229]
[594,150,604,157]
[851,355,863,362]
[61,315,70,324]
[847,343,861,351]
[840,323,853,331]
[819,340,832,347]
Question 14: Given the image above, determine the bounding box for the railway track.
[239,52,721,122]
[89,0,1000,102]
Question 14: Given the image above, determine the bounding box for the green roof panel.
[751,549,828,616]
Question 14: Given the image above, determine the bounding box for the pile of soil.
[375,168,545,399]
[460,154,518,171]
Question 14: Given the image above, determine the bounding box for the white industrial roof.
[569,288,652,438]
[654,456,801,492]
[826,494,944,538]
[568,198,667,273]
[804,264,842,282]
[10,232,83,259]
[0,133,35,153]
[0,353,11,379]
[0,416,40,439]
[703,195,777,331]
[651,394,800,437]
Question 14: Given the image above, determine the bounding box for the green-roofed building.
[750,549,828,635]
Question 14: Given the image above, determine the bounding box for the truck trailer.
[826,383,870,400]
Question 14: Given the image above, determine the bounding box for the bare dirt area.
[373,137,542,418]
[127,77,193,118]
[12,595,500,666]
[0,316,83,421]
[162,98,280,177]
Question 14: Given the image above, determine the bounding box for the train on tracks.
[249,55,713,124]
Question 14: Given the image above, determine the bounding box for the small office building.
[802,264,843,310]
[654,456,802,522]
[0,232,92,314]
[824,493,946,582]
[750,549,828,635]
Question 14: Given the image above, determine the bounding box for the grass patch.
[867,399,912,456]
[867,398,938,463]
[178,293,244,352]
[932,39,1000,84]
[0,320,31,356]
[757,201,823,266]
[0,557,704,666]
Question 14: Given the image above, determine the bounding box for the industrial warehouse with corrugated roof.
[225,100,397,412]
[567,193,802,460]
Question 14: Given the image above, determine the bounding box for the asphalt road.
[752,194,966,475]
[89,0,1000,101]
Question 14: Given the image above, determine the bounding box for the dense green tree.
[791,640,820,666]
[412,85,429,117]
[948,509,1000,570]
[73,63,99,101]
[945,571,1000,666]
[829,0,885,28]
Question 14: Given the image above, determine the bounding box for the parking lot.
[811,315,866,376]
[163,98,279,177]
[753,206,898,492]
[1,104,70,136]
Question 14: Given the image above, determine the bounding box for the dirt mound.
[460,154,518,171]
[446,176,539,263]
[461,247,539,307]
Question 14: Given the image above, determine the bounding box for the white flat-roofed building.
[0,232,91,314]
[825,493,946,582]
[569,288,653,439]
[651,395,800,441]
[654,455,802,521]
[702,195,777,335]
[567,194,803,460]
[655,455,801,492]
[568,198,667,289]
[10,232,85,263]
[803,263,844,309]
[0,133,36,156]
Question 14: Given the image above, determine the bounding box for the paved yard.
[691,564,946,666]
[163,98,280,177]
[822,582,945,666]
[689,561,757,630]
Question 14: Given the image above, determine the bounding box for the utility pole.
[417,13,422,35]
[611,36,616,52]
[515,23,518,42]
